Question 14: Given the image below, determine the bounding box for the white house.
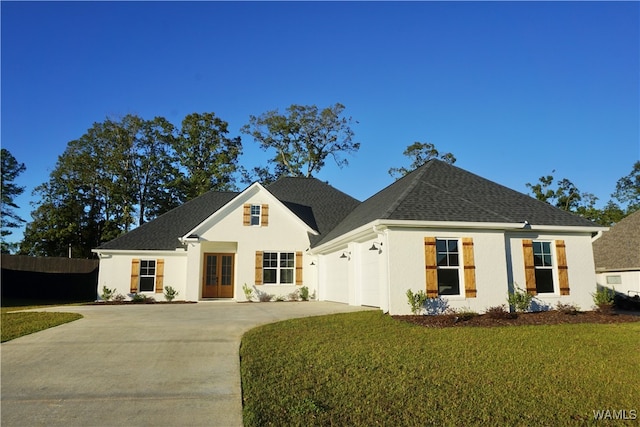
[593,210,640,298]
[93,160,606,315]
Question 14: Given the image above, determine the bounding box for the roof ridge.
[381,161,433,218]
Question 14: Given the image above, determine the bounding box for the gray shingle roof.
[593,210,640,270]
[97,177,360,251]
[266,177,361,246]
[315,160,601,247]
[98,161,601,252]
[97,191,238,250]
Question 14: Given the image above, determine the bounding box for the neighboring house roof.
[266,177,360,246]
[96,177,360,251]
[592,210,640,271]
[97,191,239,250]
[315,159,600,246]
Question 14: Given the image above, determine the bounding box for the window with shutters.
[262,252,295,284]
[436,239,462,296]
[533,241,554,293]
[139,260,156,292]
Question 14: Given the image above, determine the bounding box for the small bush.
[299,286,310,301]
[288,289,300,301]
[100,286,115,301]
[164,286,179,302]
[406,289,429,315]
[275,295,286,302]
[131,293,155,304]
[113,293,126,302]
[555,302,580,315]
[454,308,478,321]
[257,291,274,302]
[507,284,534,313]
[592,287,615,313]
[485,305,516,319]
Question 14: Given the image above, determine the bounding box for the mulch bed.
[86,300,197,305]
[394,310,640,328]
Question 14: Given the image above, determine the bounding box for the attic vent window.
[250,205,261,226]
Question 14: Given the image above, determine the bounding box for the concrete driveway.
[1,301,371,426]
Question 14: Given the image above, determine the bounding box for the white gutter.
[312,219,607,254]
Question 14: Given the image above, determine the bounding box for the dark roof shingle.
[97,191,238,250]
[97,177,360,250]
[315,160,600,246]
[266,177,360,246]
[593,210,640,270]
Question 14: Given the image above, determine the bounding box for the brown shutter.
[295,251,303,285]
[462,238,477,298]
[243,204,251,226]
[522,240,537,295]
[255,251,263,285]
[555,240,570,295]
[155,259,164,293]
[261,204,269,227]
[424,237,438,298]
[130,259,140,293]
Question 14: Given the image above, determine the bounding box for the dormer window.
[250,205,261,226]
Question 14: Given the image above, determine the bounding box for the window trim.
[139,259,157,292]
[435,238,464,297]
[250,204,261,226]
[532,241,555,294]
[262,251,295,285]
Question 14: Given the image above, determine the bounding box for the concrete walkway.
[1,301,371,426]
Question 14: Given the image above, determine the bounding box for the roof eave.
[312,219,607,254]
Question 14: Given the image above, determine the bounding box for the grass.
[1,298,84,342]
[240,311,640,426]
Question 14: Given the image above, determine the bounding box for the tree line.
[1,104,638,257]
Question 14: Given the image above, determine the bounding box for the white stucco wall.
[507,232,598,311]
[95,250,187,301]
[385,228,510,315]
[317,225,600,315]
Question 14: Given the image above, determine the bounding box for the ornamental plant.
[592,286,615,313]
[100,286,115,301]
[242,283,254,302]
[164,286,179,302]
[406,289,429,315]
[507,283,534,313]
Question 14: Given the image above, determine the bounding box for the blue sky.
[2,1,639,243]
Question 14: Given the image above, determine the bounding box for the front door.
[203,253,235,298]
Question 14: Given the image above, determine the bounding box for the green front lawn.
[240,311,640,426]
[1,299,83,342]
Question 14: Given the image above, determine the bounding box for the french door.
[202,253,235,298]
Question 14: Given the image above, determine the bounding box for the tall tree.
[241,103,358,182]
[388,142,456,178]
[20,112,243,257]
[173,112,242,199]
[1,149,26,253]
[612,161,640,214]
[20,115,178,257]
[525,173,627,226]
[526,174,586,212]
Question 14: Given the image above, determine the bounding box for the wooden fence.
[1,254,99,301]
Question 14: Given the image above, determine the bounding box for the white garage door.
[322,255,349,303]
